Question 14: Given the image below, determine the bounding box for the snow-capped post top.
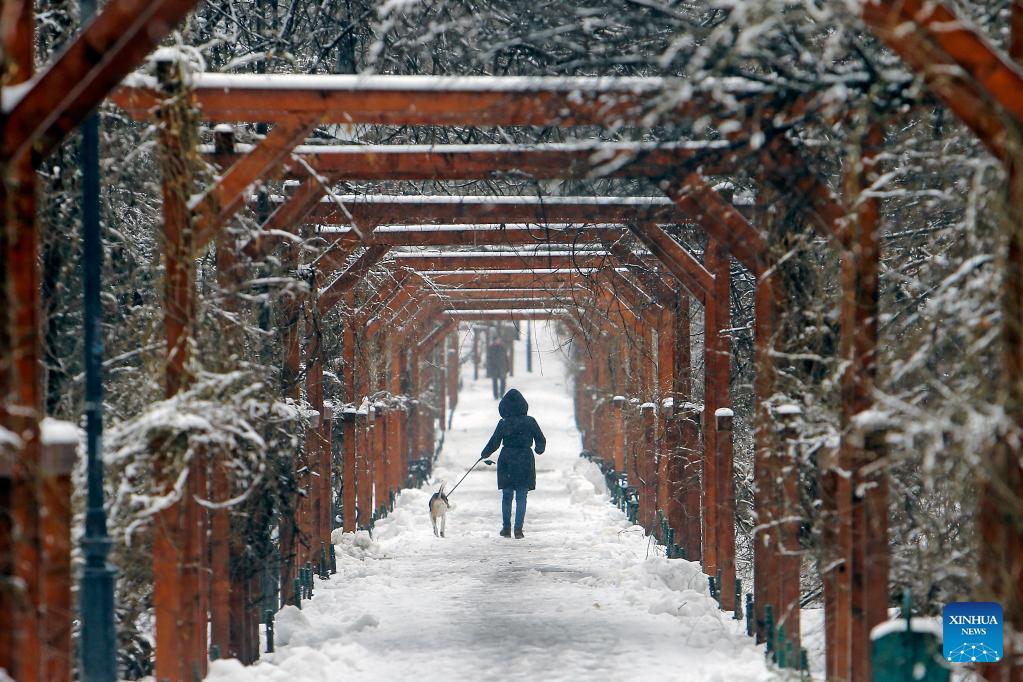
[41,418,80,476]
[304,409,321,429]
[213,124,236,155]
[850,409,894,450]
[640,402,657,414]
[774,404,801,436]
[0,426,22,477]
[612,395,626,407]
[715,407,734,432]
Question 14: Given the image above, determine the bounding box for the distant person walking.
[480,389,546,538]
[485,336,509,399]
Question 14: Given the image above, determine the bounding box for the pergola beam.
[209,142,732,182]
[110,73,749,128]
[860,0,1022,160]
[317,245,391,314]
[627,222,713,301]
[2,0,201,163]
[420,270,596,289]
[448,310,567,321]
[663,174,767,274]
[192,116,321,250]
[390,252,611,271]
[295,194,680,227]
[320,224,627,247]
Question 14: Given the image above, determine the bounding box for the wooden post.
[701,244,730,579]
[840,123,886,682]
[306,314,325,562]
[278,247,301,603]
[40,424,77,682]
[472,327,480,380]
[612,396,626,472]
[679,402,703,561]
[341,407,357,533]
[210,178,238,658]
[370,403,383,521]
[154,55,199,682]
[1,2,44,677]
[640,402,657,531]
[707,241,735,610]
[753,271,780,643]
[656,310,675,517]
[437,347,447,435]
[356,407,371,530]
[447,333,459,412]
[342,292,358,533]
[775,405,803,658]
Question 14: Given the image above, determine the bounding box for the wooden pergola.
[1,2,1021,681]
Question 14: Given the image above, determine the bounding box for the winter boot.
[500,527,511,538]
[514,528,524,539]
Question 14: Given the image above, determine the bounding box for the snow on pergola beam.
[447,309,569,321]
[208,141,733,182]
[444,299,567,311]
[390,252,612,271]
[110,73,761,127]
[432,287,586,298]
[319,224,628,247]
[420,270,596,288]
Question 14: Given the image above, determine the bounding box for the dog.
[428,483,450,538]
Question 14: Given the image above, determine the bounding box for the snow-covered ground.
[206,321,775,681]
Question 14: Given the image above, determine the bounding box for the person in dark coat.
[480,388,546,538]
[485,337,509,399]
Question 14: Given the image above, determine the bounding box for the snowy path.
[207,322,774,682]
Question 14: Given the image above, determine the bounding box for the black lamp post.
[78,1,117,679]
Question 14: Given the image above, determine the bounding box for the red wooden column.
[356,406,372,530]
[775,405,803,657]
[678,402,703,561]
[40,427,76,682]
[279,231,302,605]
[1,2,44,678]
[639,403,658,531]
[612,396,626,472]
[211,234,237,659]
[389,338,403,504]
[706,241,735,610]
[153,56,201,682]
[703,280,720,580]
[320,402,333,552]
[408,345,422,460]
[305,302,325,562]
[656,309,675,517]
[370,403,383,522]
[753,270,780,643]
[842,124,886,682]
[342,291,358,533]
[447,333,459,411]
[437,346,448,435]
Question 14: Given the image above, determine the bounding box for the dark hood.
[499,388,528,418]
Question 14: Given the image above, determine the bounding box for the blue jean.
[502,488,528,530]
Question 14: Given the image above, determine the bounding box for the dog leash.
[445,457,494,498]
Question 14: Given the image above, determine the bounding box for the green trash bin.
[871,615,949,681]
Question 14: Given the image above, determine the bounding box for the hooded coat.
[480,389,546,490]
